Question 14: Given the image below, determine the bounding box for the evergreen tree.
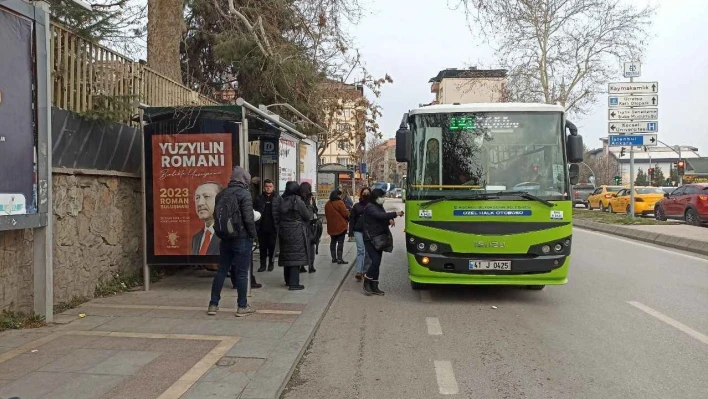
[635,168,649,186]
[651,164,666,187]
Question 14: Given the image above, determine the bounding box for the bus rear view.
[395,103,584,290]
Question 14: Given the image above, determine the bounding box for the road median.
[573,219,708,257]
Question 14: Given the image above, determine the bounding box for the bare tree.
[454,0,655,115]
[584,152,620,185]
[364,136,387,181]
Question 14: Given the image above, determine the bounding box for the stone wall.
[0,170,142,313]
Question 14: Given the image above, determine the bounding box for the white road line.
[628,301,708,346]
[574,228,708,262]
[434,360,459,395]
[426,317,443,335]
[420,290,432,303]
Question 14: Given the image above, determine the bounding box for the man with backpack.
[208,166,258,317]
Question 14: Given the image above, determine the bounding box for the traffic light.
[614,175,621,184]
[648,167,655,181]
[533,165,538,172]
[620,147,626,157]
[677,160,685,176]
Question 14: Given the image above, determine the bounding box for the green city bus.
[395,103,584,290]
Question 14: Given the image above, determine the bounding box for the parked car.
[393,188,403,198]
[660,186,677,195]
[608,186,665,216]
[587,185,624,211]
[571,183,596,208]
[654,183,708,226]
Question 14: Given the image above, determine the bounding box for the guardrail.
[49,23,219,124]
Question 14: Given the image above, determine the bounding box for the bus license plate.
[469,260,512,270]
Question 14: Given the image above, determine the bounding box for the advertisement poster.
[278,136,297,194]
[299,139,317,188]
[0,10,35,217]
[151,133,232,256]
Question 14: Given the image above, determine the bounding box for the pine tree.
[651,164,666,187]
[635,168,649,186]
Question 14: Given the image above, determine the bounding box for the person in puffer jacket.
[278,181,312,290]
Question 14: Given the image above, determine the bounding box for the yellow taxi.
[587,185,624,211]
[607,186,666,215]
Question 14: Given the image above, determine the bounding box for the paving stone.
[39,348,116,372]
[0,352,67,380]
[0,371,72,399]
[41,373,126,399]
[85,350,160,376]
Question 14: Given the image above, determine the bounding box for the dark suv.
[654,183,708,226]
[572,183,595,208]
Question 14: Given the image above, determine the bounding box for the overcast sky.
[352,0,708,154]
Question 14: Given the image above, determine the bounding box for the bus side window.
[424,138,440,186]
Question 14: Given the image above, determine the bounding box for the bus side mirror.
[569,163,580,185]
[566,134,584,163]
[395,127,411,162]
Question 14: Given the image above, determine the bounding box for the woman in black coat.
[363,188,404,296]
[278,181,312,290]
[299,182,318,274]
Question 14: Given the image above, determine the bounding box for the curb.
[573,220,708,257]
[238,241,356,399]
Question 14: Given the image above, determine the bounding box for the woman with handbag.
[349,187,371,281]
[362,188,404,296]
[299,182,318,273]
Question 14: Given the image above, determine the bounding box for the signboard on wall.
[0,10,35,217]
[299,139,317,188]
[261,138,277,164]
[278,135,298,194]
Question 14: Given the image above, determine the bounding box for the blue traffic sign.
[608,134,657,147]
[360,163,367,174]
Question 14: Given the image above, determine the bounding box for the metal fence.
[50,23,219,124]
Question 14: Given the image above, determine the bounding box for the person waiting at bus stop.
[362,188,403,295]
[254,179,281,273]
[349,187,372,281]
[278,181,312,290]
[324,189,350,264]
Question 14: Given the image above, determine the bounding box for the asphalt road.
[282,199,708,399]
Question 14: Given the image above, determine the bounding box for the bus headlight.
[553,244,563,252]
[417,243,425,251]
[564,239,571,247]
[421,256,430,265]
[542,245,551,254]
[429,243,438,252]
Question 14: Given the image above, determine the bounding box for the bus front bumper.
[408,253,570,285]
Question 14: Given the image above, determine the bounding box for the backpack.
[213,187,243,240]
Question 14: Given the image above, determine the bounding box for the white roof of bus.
[409,103,565,115]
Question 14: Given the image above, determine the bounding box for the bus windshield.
[408,111,568,200]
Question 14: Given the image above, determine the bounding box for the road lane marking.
[420,291,432,303]
[426,317,443,335]
[628,301,708,346]
[575,228,708,262]
[434,360,459,395]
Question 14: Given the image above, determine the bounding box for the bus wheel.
[410,281,427,290]
[525,285,545,290]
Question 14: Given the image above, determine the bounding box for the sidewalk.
[574,219,708,256]
[0,237,356,399]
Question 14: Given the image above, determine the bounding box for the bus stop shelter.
[317,163,355,215]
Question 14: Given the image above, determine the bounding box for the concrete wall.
[0,170,142,312]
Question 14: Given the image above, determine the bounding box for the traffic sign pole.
[629,75,635,218]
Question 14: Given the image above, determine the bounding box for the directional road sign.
[608,94,658,108]
[624,62,641,78]
[608,108,658,121]
[609,134,657,147]
[608,81,658,94]
[608,121,658,134]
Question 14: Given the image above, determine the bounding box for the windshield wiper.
[419,191,555,208]
[489,190,556,207]
[419,193,499,208]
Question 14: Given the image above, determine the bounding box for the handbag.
[363,209,394,253]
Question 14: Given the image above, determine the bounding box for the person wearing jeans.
[349,187,371,280]
[208,166,258,317]
[324,189,350,264]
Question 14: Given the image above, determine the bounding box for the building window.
[337,157,350,166]
[337,140,349,150]
[337,123,350,132]
[320,157,326,165]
